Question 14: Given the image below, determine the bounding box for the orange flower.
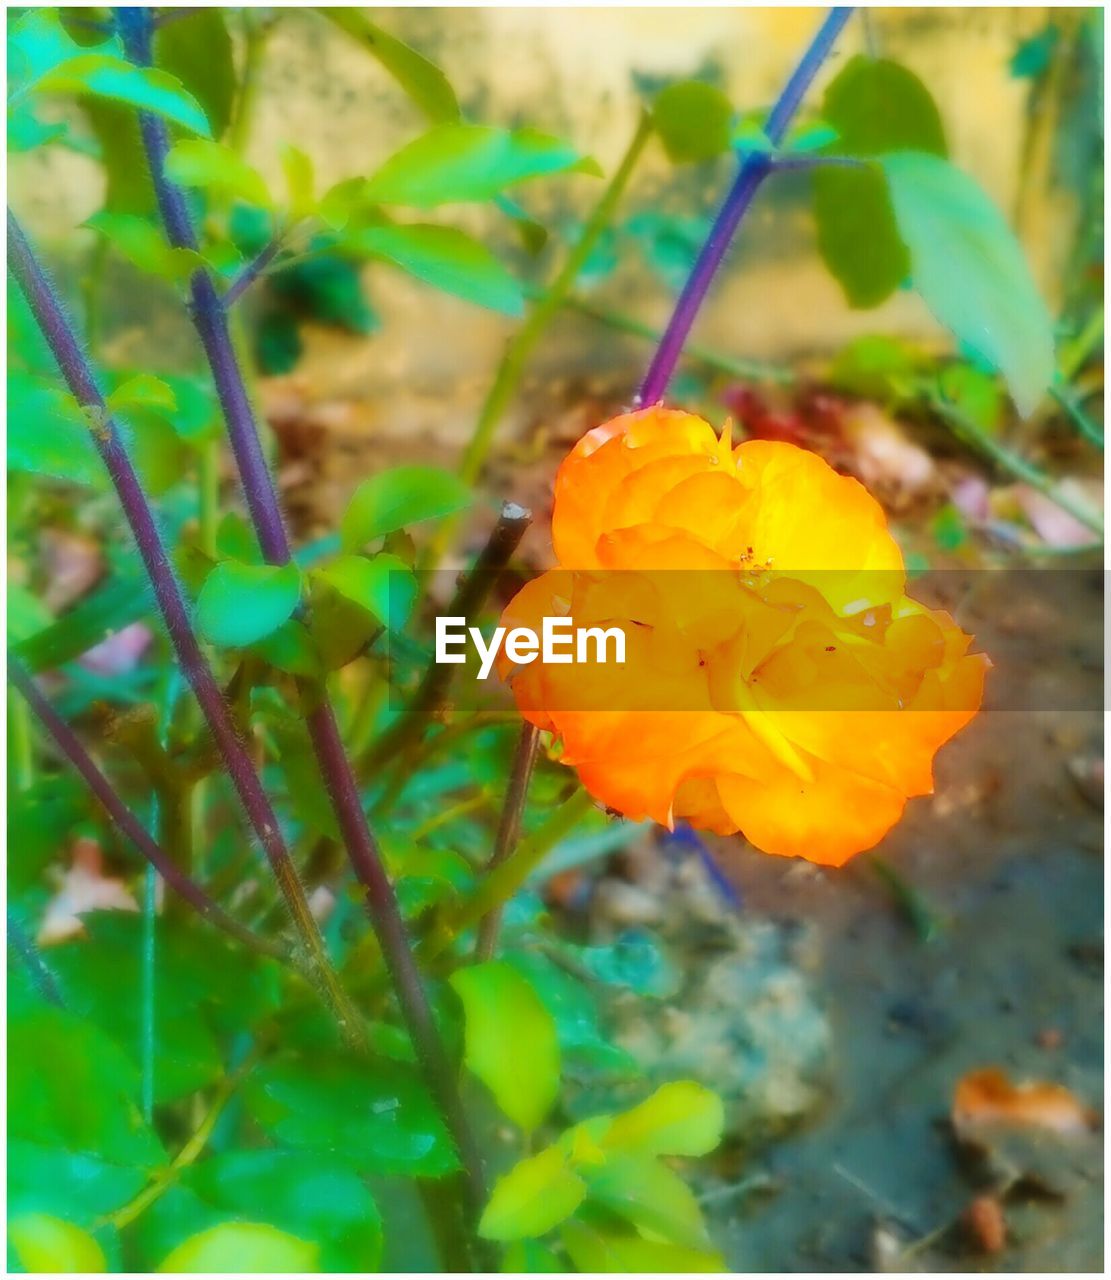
[500,407,988,866]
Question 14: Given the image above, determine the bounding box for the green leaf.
[561,1221,725,1273]
[653,81,733,164]
[7,583,53,647]
[812,56,946,308]
[319,8,460,123]
[84,211,205,281]
[183,1151,382,1272]
[196,560,301,648]
[9,1212,108,1273]
[8,373,103,486]
[828,333,926,401]
[938,363,1003,433]
[107,373,177,414]
[316,553,416,629]
[504,951,635,1073]
[8,779,89,893]
[8,1142,146,1227]
[154,9,235,140]
[450,961,560,1131]
[247,1054,458,1177]
[881,152,1055,416]
[584,1155,710,1249]
[478,1145,587,1241]
[268,711,341,841]
[347,223,524,315]
[157,1223,318,1273]
[48,916,225,1105]
[13,570,148,674]
[36,55,212,137]
[164,139,271,207]
[603,1081,724,1157]
[341,465,472,549]
[281,143,316,221]
[361,124,598,207]
[9,1005,165,1167]
[501,1240,565,1272]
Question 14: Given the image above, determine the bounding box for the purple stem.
[116,6,486,1222]
[638,6,854,406]
[6,211,356,1034]
[223,239,281,309]
[9,657,283,960]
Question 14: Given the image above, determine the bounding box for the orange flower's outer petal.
[553,407,728,566]
[716,759,909,867]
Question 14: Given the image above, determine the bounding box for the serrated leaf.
[603,1081,724,1157]
[653,81,732,164]
[347,223,523,314]
[157,1223,318,1273]
[165,139,271,208]
[37,55,211,137]
[881,151,1055,416]
[450,961,559,1131]
[317,553,415,629]
[361,124,597,207]
[196,560,301,648]
[319,8,459,123]
[9,1213,108,1273]
[812,56,946,308]
[478,1145,586,1241]
[341,465,472,548]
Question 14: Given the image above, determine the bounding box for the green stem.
[422,788,594,962]
[475,723,539,961]
[9,698,35,791]
[459,112,654,486]
[929,391,1104,535]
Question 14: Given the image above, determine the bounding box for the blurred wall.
[12,7,1098,438]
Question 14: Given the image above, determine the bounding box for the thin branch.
[368,501,533,768]
[6,213,359,1037]
[115,5,488,1231]
[638,6,855,405]
[766,152,868,172]
[8,657,284,961]
[223,238,281,309]
[475,723,540,961]
[7,909,64,1007]
[457,111,656,488]
[928,390,1104,535]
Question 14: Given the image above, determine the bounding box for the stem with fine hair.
[6,213,355,1034]
[638,6,854,405]
[8,657,283,962]
[475,723,540,961]
[115,6,486,1233]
